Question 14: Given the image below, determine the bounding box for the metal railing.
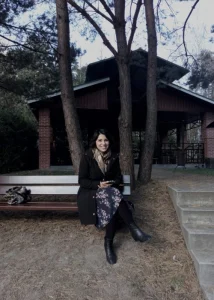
[133,143,204,164]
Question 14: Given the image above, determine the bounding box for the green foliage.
[73,65,87,86]
[0,1,86,174]
[0,35,84,97]
[0,94,38,173]
[187,50,214,90]
[0,37,60,98]
[0,3,84,98]
[0,0,35,24]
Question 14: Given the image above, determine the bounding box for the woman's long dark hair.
[89,129,114,149]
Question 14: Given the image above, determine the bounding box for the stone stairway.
[168,186,214,300]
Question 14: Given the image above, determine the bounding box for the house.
[28,49,214,169]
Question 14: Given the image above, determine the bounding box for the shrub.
[0,101,38,173]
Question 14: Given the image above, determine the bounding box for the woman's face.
[96,134,110,153]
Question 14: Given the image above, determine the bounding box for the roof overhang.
[160,81,214,105]
[28,77,110,105]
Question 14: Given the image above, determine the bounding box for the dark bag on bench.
[4,186,32,205]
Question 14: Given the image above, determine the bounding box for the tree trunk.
[138,0,157,183]
[117,59,135,189]
[65,0,140,187]
[56,0,84,173]
[114,2,135,189]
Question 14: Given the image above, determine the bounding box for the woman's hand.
[99,181,112,188]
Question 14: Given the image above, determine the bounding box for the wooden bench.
[0,175,131,211]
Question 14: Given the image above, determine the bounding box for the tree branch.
[67,0,117,56]
[114,0,125,22]
[0,21,29,32]
[156,0,162,33]
[83,0,113,24]
[168,42,198,67]
[164,0,175,16]
[0,34,50,55]
[127,0,142,53]
[182,0,200,65]
[99,0,116,22]
[0,82,21,95]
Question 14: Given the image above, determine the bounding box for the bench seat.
[0,202,78,211]
[0,175,131,212]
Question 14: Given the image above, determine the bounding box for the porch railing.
[133,143,204,164]
[160,143,204,164]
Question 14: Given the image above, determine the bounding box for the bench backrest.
[0,175,131,196]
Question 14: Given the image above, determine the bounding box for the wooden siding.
[157,88,209,113]
[75,87,108,110]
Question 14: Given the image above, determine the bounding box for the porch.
[133,142,204,166]
[28,50,214,170]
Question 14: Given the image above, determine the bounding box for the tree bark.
[117,58,135,189]
[138,0,157,184]
[56,0,84,173]
[66,0,142,188]
[114,1,135,189]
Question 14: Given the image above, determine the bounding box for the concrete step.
[168,186,214,299]
[178,205,214,225]
[201,284,214,300]
[168,187,214,207]
[190,249,214,286]
[182,223,214,250]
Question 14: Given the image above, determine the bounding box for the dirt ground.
[0,168,209,300]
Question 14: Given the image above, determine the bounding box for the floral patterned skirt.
[96,186,123,228]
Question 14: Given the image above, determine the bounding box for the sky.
[67,0,214,69]
[20,0,214,72]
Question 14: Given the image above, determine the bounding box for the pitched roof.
[28,77,110,105]
[86,49,189,84]
[161,80,214,105]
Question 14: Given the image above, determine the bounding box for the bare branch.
[114,0,125,22]
[164,0,176,16]
[182,0,200,65]
[0,21,58,55]
[169,26,183,35]
[0,34,50,55]
[162,0,200,66]
[67,0,117,56]
[156,0,162,33]
[83,0,113,24]
[127,0,142,53]
[99,0,116,21]
[0,21,29,32]
[129,0,133,27]
[168,42,197,67]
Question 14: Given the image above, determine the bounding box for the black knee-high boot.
[104,237,117,264]
[128,222,151,242]
[104,212,117,264]
[118,200,151,242]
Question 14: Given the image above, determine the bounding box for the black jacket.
[77,149,123,225]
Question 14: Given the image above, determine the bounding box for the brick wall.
[39,108,51,169]
[202,112,214,159]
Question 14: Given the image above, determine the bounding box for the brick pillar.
[39,108,51,169]
[202,112,214,168]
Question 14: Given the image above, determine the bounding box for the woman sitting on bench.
[77,129,151,265]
